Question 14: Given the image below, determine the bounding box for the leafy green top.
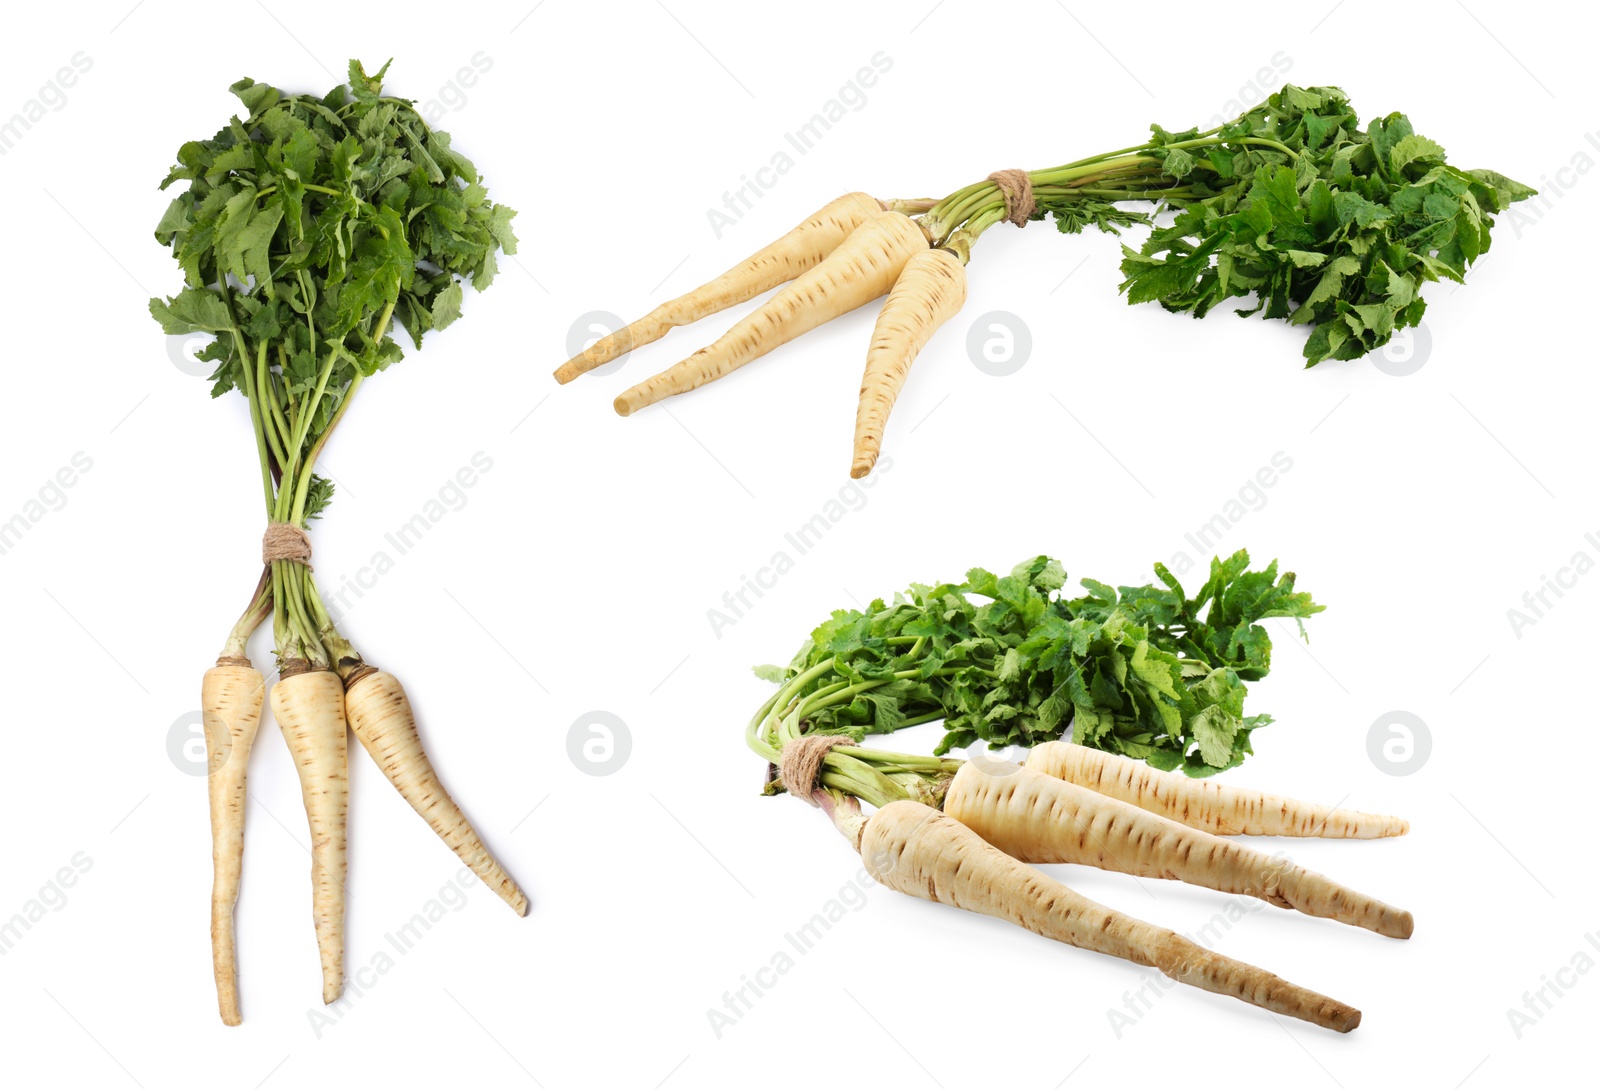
[755,551,1322,776]
[1116,84,1534,364]
[148,60,517,520]
[928,84,1532,366]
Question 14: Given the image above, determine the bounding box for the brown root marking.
[344,671,528,916]
[556,192,883,383]
[861,800,1360,1032]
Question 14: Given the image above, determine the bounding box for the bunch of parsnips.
[747,556,1413,1031]
[558,84,1531,477]
[150,60,524,1024]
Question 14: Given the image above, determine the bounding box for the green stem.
[304,576,364,679]
[271,560,289,650]
[276,344,341,521]
[292,370,362,523]
[258,342,290,469]
[255,183,342,200]
[220,284,276,515]
[268,297,396,666]
[277,560,327,666]
[919,123,1301,245]
[220,567,273,660]
[747,649,969,811]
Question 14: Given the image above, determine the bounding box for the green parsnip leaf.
[1112,84,1533,365]
[757,550,1321,775]
[149,59,519,522]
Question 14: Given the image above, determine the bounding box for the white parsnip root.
[861,800,1361,1032]
[1026,741,1411,838]
[272,669,350,1003]
[345,670,527,915]
[851,247,967,478]
[748,565,1414,1033]
[555,192,884,384]
[613,211,929,416]
[945,761,1413,939]
[202,659,265,1026]
[158,63,528,1024]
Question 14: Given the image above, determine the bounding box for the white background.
[0,1,1593,1085]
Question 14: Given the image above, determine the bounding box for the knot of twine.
[987,169,1036,228]
[262,522,313,568]
[778,734,855,806]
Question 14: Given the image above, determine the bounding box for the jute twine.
[261,523,313,568]
[987,169,1036,227]
[779,734,856,806]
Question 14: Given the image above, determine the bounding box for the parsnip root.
[555,192,884,383]
[944,762,1412,939]
[861,800,1361,1032]
[345,670,527,915]
[851,247,967,478]
[1026,741,1410,838]
[613,211,929,416]
[272,669,350,1003]
[202,660,265,1026]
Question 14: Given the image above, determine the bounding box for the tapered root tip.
[552,362,581,384]
[219,1001,242,1027]
[323,981,343,1005]
[493,878,530,916]
[850,456,875,479]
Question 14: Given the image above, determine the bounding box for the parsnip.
[861,800,1361,1032]
[851,247,967,478]
[613,212,929,416]
[345,670,527,915]
[944,762,1413,938]
[1026,742,1410,838]
[556,192,884,383]
[202,658,265,1026]
[273,669,350,1003]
